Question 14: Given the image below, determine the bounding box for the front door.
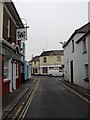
[70,61,73,83]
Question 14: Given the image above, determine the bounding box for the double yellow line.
[13,79,40,120]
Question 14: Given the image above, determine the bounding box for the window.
[4,58,9,79]
[84,64,89,82]
[57,55,61,62]
[43,57,47,63]
[34,61,36,64]
[85,64,88,78]
[83,38,87,54]
[16,62,18,77]
[49,67,54,70]
[34,69,37,74]
[7,18,11,39]
[72,39,74,52]
[42,67,48,74]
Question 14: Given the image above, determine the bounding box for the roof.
[31,56,40,62]
[40,50,64,57]
[63,22,90,48]
[76,31,90,44]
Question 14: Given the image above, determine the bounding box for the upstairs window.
[83,38,87,54]
[72,39,74,52]
[43,57,47,63]
[57,55,61,62]
[7,18,11,39]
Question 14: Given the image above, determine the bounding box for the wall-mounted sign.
[16,28,27,41]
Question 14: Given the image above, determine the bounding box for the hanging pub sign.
[16,28,27,41]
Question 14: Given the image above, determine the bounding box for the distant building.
[30,56,40,75]
[39,50,64,75]
[0,1,24,96]
[30,50,64,76]
[63,22,89,89]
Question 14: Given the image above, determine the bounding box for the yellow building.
[30,50,64,75]
[39,50,64,75]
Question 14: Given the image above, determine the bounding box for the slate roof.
[31,56,39,62]
[40,50,64,57]
[63,22,90,48]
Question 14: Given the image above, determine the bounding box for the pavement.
[2,78,36,120]
[59,78,90,100]
[2,75,90,119]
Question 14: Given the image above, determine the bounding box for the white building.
[63,22,89,89]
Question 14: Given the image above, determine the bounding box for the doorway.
[70,61,73,83]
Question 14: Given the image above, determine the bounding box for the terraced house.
[0,1,24,97]
[30,50,64,76]
[63,22,89,89]
[39,50,64,75]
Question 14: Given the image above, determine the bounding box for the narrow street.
[6,76,89,119]
[24,76,89,118]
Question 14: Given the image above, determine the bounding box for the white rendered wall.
[13,63,16,90]
[8,59,12,92]
[64,33,89,89]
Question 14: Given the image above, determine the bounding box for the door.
[12,62,16,90]
[70,61,73,83]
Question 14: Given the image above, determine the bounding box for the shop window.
[4,58,9,79]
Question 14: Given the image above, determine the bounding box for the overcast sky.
[13,0,88,61]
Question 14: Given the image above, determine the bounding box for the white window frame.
[7,18,11,38]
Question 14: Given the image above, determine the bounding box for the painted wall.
[25,61,31,80]
[40,55,64,66]
[64,33,89,89]
[39,55,64,75]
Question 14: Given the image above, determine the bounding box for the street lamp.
[21,18,29,28]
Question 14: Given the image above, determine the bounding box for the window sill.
[84,77,89,82]
[4,78,9,81]
[4,80,11,84]
[83,51,87,54]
